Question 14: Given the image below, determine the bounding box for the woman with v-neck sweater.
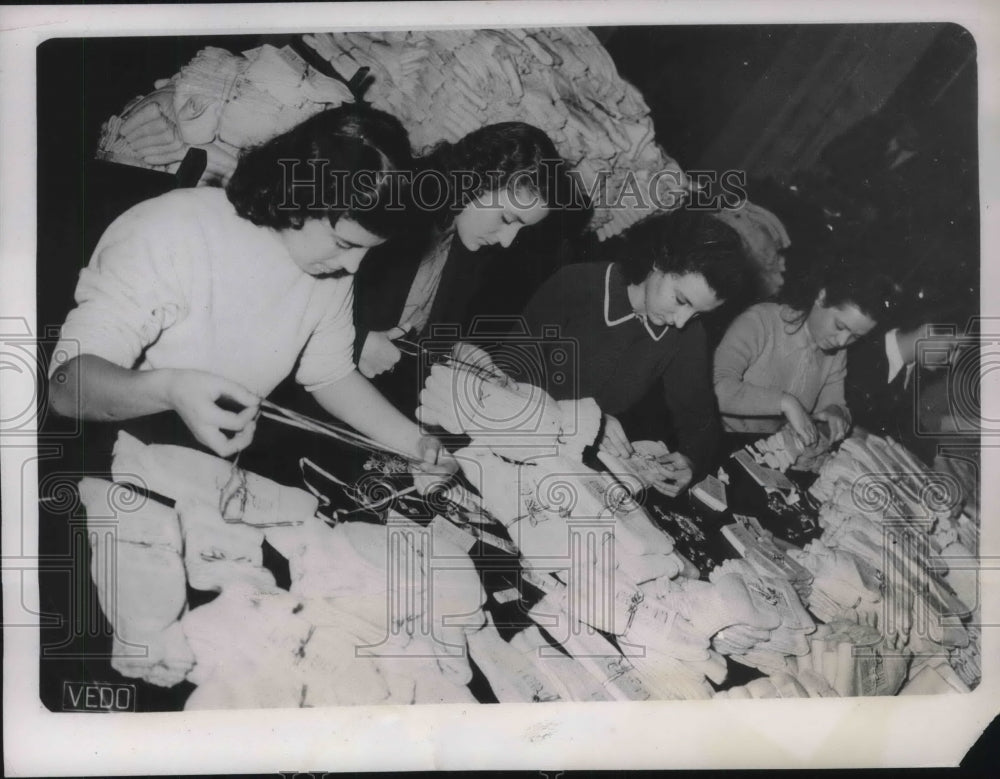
[520,211,751,493]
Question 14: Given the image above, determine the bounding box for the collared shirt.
[603,263,671,341]
[885,328,915,388]
[521,261,720,475]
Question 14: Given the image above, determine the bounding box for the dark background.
[37,25,980,335]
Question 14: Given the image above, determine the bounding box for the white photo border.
[2,1,998,774]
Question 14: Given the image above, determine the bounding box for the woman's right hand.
[358,331,403,378]
[780,393,817,447]
[163,369,260,457]
[599,414,634,460]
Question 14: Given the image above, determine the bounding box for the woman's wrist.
[144,368,180,413]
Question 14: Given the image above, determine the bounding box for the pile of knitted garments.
[110,430,319,527]
[77,477,195,687]
[597,439,681,495]
[303,28,688,239]
[100,29,686,238]
[81,432,487,708]
[805,432,972,636]
[710,201,791,298]
[417,345,603,463]
[720,514,814,601]
[714,620,909,699]
[703,559,816,674]
[181,511,486,709]
[793,519,970,657]
[943,623,980,691]
[98,44,354,183]
[452,447,697,625]
[809,433,963,524]
[894,618,978,695]
[423,359,745,699]
[751,421,833,473]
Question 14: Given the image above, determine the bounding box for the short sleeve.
[51,199,194,377]
[296,278,358,392]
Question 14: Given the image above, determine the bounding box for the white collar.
[885,328,906,384]
[603,263,670,342]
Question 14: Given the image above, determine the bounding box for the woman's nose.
[341,248,367,274]
[498,224,521,248]
[673,308,694,329]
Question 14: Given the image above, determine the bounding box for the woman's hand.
[814,404,851,442]
[649,452,694,498]
[599,414,634,459]
[358,331,403,378]
[164,369,260,457]
[411,434,459,495]
[780,393,817,447]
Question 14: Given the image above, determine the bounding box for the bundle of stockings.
[79,431,486,709]
[79,368,979,706]
[796,431,979,690]
[97,29,686,239]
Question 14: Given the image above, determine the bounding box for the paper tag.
[733,450,796,491]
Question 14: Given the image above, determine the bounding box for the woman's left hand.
[358,330,403,378]
[411,434,459,495]
[649,452,694,498]
[814,405,851,442]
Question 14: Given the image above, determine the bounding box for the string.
[219,404,262,518]
[259,399,425,464]
[394,338,514,387]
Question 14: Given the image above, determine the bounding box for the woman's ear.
[816,288,827,308]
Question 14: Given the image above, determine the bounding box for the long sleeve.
[662,322,720,477]
[713,306,786,416]
[517,265,584,394]
[845,333,891,427]
[351,235,424,362]
[522,265,575,337]
[814,350,848,417]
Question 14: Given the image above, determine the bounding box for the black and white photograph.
[2,1,998,773]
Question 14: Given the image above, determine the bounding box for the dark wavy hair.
[617,210,751,302]
[416,122,581,226]
[226,104,412,238]
[778,247,897,331]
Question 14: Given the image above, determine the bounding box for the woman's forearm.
[310,369,425,458]
[714,375,787,416]
[49,354,174,421]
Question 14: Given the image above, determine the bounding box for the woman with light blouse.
[713,259,893,446]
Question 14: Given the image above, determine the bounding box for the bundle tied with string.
[100,30,687,238]
[415,342,602,462]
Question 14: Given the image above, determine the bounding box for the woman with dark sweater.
[519,210,752,496]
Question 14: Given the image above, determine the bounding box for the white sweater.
[54,187,356,396]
